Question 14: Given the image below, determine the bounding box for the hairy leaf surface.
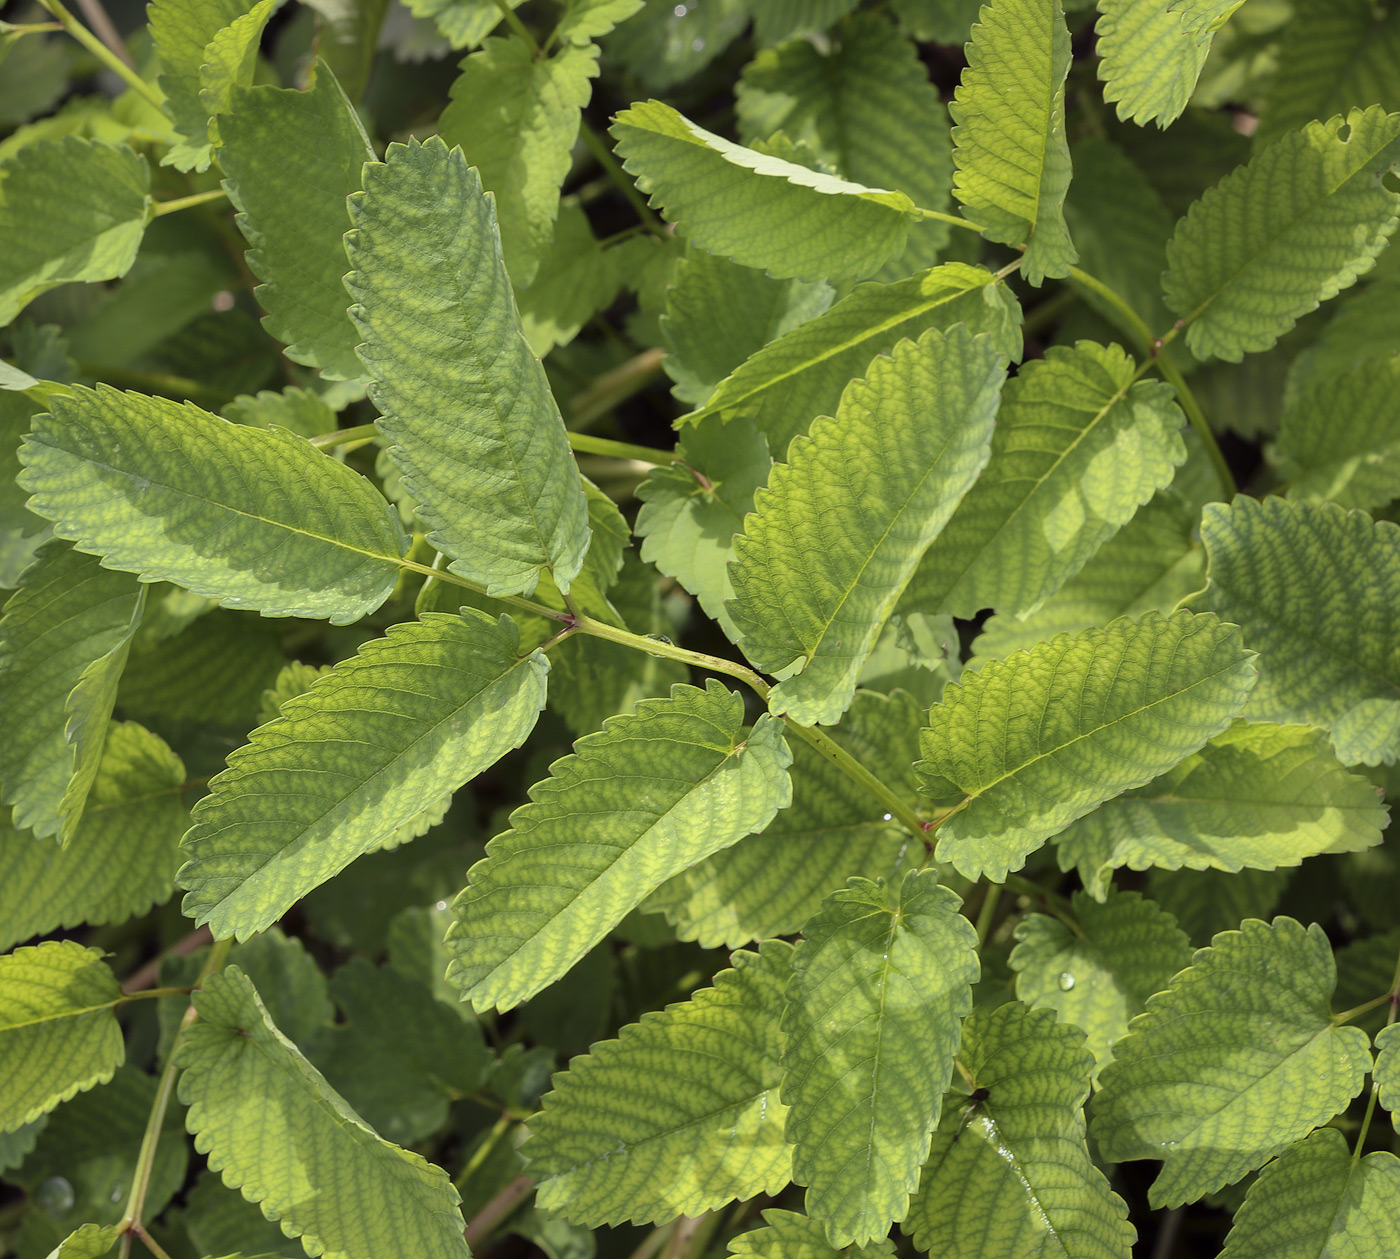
[347,137,590,598]
[524,943,793,1226]
[19,387,406,622]
[177,967,469,1259]
[730,326,1002,726]
[782,869,978,1246]
[920,610,1256,881]
[1093,918,1372,1207]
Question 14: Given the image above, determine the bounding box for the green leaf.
[149,0,247,169]
[646,688,920,947]
[1277,357,1400,510]
[196,0,280,153]
[1054,723,1388,898]
[347,136,590,599]
[1167,0,1245,38]
[1377,1024,1400,1119]
[0,543,144,842]
[177,967,470,1259]
[556,0,644,44]
[44,1224,121,1259]
[730,1210,893,1259]
[223,387,337,439]
[218,71,376,380]
[184,1169,303,1259]
[0,138,150,325]
[919,610,1257,881]
[1095,0,1211,127]
[445,680,793,1011]
[1010,889,1191,1077]
[904,1001,1135,1259]
[1219,1126,1400,1259]
[18,386,407,623]
[523,942,794,1226]
[1164,106,1400,362]
[403,0,517,49]
[681,261,1020,459]
[179,610,547,940]
[1186,497,1400,766]
[0,723,188,952]
[1093,917,1372,1207]
[951,0,1077,284]
[1152,865,1291,945]
[782,869,978,1246]
[439,38,598,286]
[611,99,919,284]
[0,940,123,1132]
[731,326,1003,726]
[752,0,860,46]
[736,12,954,273]
[899,341,1185,622]
[517,200,623,357]
[1289,275,1400,393]
[601,0,748,91]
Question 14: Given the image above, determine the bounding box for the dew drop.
[36,1177,75,1214]
[673,3,687,14]
[882,812,893,822]
[435,900,448,912]
[691,37,705,51]
[109,1178,126,1204]
[1058,971,1075,991]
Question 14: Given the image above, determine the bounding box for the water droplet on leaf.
[36,1177,75,1214]
[1058,971,1075,991]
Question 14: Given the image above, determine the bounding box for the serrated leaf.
[951,0,1077,284]
[1187,497,1400,766]
[1164,106,1400,362]
[179,610,548,940]
[611,99,918,284]
[18,386,407,623]
[0,542,144,841]
[403,0,518,49]
[518,200,623,356]
[904,1001,1135,1259]
[196,0,281,156]
[900,341,1185,622]
[1153,865,1291,945]
[439,38,597,286]
[347,136,590,598]
[218,71,375,380]
[1167,0,1244,38]
[0,941,124,1132]
[782,869,978,1246]
[223,387,337,439]
[1219,1126,1400,1259]
[0,723,188,952]
[731,326,1002,726]
[1093,917,1372,1207]
[557,0,644,44]
[1010,889,1191,1076]
[1095,0,1210,127]
[149,0,247,169]
[0,138,150,324]
[44,1224,121,1259]
[1289,275,1400,394]
[736,12,954,273]
[184,1170,302,1259]
[1376,1024,1400,1118]
[680,260,1021,458]
[446,680,793,1011]
[1277,357,1400,510]
[730,1210,893,1259]
[177,967,469,1259]
[647,688,920,947]
[523,942,794,1226]
[1054,723,1387,898]
[920,610,1256,881]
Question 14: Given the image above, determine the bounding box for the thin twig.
[1150,1206,1184,1259]
[122,925,213,993]
[578,121,669,238]
[570,346,667,429]
[462,1174,534,1249]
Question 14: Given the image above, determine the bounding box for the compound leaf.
[900,341,1185,622]
[1010,889,1191,1076]
[951,0,1077,283]
[730,1210,893,1259]
[1095,0,1211,127]
[1093,917,1372,1207]
[179,610,548,941]
[19,386,407,623]
[1218,1127,1400,1259]
[446,680,792,1012]
[782,869,978,1247]
[0,138,150,325]
[347,136,590,598]
[523,942,793,1226]
[611,99,918,284]
[177,967,469,1259]
[218,71,375,380]
[1163,106,1400,362]
[730,326,1003,726]
[1186,496,1400,766]
[920,610,1257,881]
[0,723,187,952]
[0,542,144,842]
[1054,723,1388,898]
[679,261,1021,459]
[904,1001,1135,1259]
[0,941,124,1132]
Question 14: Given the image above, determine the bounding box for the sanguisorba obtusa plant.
[3,0,1400,1255]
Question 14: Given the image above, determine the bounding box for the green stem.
[1332,993,1391,1026]
[783,719,928,842]
[578,120,669,238]
[573,613,770,694]
[151,188,228,217]
[309,423,378,449]
[456,1114,513,1187]
[132,1225,175,1259]
[626,1222,677,1259]
[399,555,573,623]
[974,883,1003,946]
[491,0,537,50]
[1353,941,1400,1162]
[570,346,667,430]
[568,432,678,464]
[911,204,984,234]
[38,0,164,111]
